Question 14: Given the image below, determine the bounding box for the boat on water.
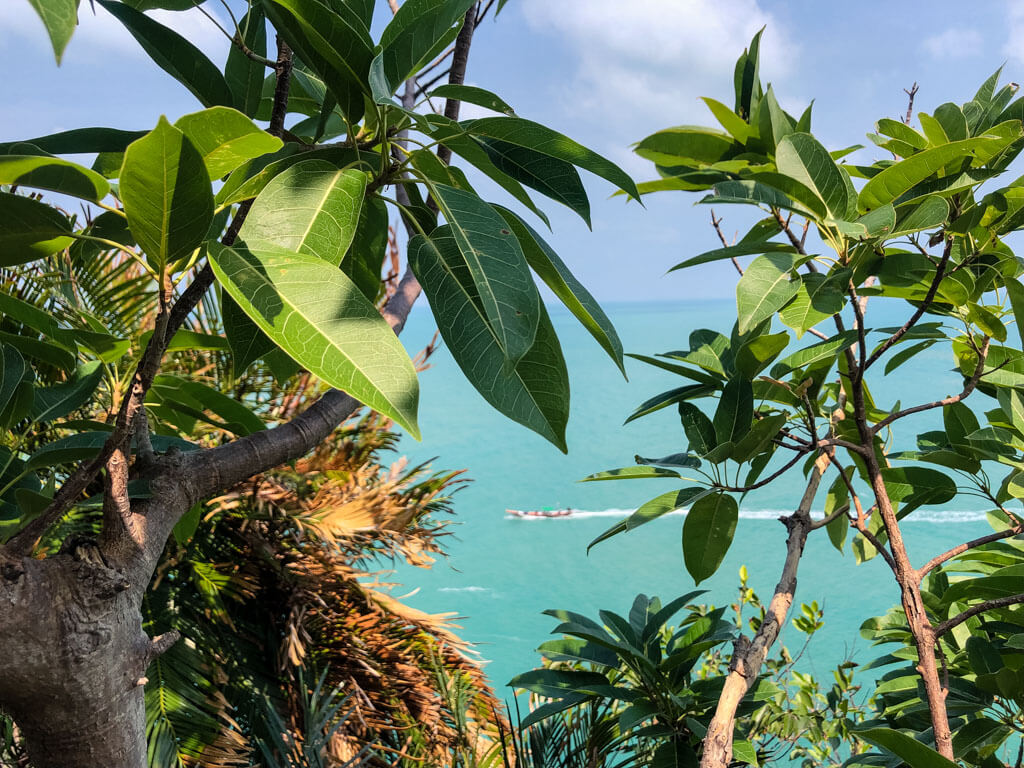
[505,508,574,519]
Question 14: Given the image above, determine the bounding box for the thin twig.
[933,593,1024,637]
[917,523,1024,579]
[711,210,742,276]
[903,83,919,126]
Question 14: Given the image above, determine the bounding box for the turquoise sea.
[393,299,995,692]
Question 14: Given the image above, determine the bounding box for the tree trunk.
[0,545,155,768]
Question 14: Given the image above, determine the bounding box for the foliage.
[510,572,869,767]
[583,28,1024,765]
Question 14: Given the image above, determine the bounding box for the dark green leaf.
[670,240,796,272]
[713,377,753,446]
[343,196,387,300]
[0,192,72,266]
[430,184,540,364]
[95,0,233,108]
[495,207,623,372]
[0,346,26,416]
[589,487,713,551]
[679,402,717,456]
[855,727,958,768]
[0,155,109,201]
[431,84,515,115]
[409,230,567,449]
[463,117,640,200]
[224,5,267,117]
[683,492,738,584]
[30,362,103,423]
[775,132,850,219]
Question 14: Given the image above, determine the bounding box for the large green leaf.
[588,488,713,551]
[683,492,738,584]
[222,291,275,375]
[343,196,388,300]
[265,0,372,122]
[372,0,475,98]
[95,0,233,108]
[209,242,420,436]
[0,128,146,156]
[30,362,103,423]
[224,5,266,117]
[0,346,26,416]
[855,728,958,768]
[0,155,109,201]
[431,84,516,116]
[775,133,851,219]
[120,117,213,269]
[476,137,590,225]
[713,378,753,446]
[779,270,848,338]
[239,161,366,264]
[679,402,717,456]
[494,207,623,373]
[27,0,78,64]
[174,107,283,181]
[462,117,640,200]
[735,253,799,334]
[215,146,359,208]
[700,179,817,218]
[0,192,73,266]
[430,184,540,364]
[408,229,569,450]
[880,466,956,506]
[670,240,796,272]
[770,329,859,377]
[634,126,736,166]
[859,134,1021,212]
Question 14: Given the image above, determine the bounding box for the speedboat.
[505,508,573,518]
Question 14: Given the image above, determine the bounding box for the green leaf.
[859,134,1022,212]
[26,431,197,471]
[0,155,108,201]
[700,97,751,143]
[683,492,738,584]
[0,346,27,416]
[713,378,753,446]
[408,230,568,450]
[779,270,848,338]
[463,117,640,200]
[934,102,968,141]
[239,161,366,265]
[431,84,515,115]
[215,145,359,208]
[373,0,475,98]
[476,137,590,225]
[0,128,146,156]
[757,85,795,150]
[343,196,388,300]
[30,362,103,423]
[430,184,540,364]
[732,740,759,767]
[208,242,420,437]
[589,488,713,551]
[0,192,72,266]
[1003,276,1024,347]
[95,0,233,108]
[635,126,736,166]
[670,240,796,272]
[735,253,799,334]
[581,467,683,482]
[174,107,283,181]
[679,402,717,456]
[855,727,958,768]
[701,179,818,218]
[494,207,623,373]
[120,117,214,269]
[731,413,787,463]
[263,0,373,122]
[880,466,956,506]
[224,5,266,117]
[770,330,860,377]
[945,401,980,449]
[222,292,274,375]
[825,475,849,553]
[27,0,78,64]
[876,118,928,149]
[775,132,850,219]
[890,195,949,236]
[150,375,265,436]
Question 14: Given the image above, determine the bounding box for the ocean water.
[392,299,995,691]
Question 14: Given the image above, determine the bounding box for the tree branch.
[917,524,1024,580]
[933,593,1024,638]
[861,237,952,375]
[436,3,478,165]
[871,337,990,434]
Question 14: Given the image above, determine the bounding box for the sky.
[3,0,1024,301]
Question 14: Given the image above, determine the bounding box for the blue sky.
[2,0,1023,301]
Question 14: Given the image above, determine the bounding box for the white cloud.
[520,0,796,131]
[923,28,982,59]
[0,2,229,65]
